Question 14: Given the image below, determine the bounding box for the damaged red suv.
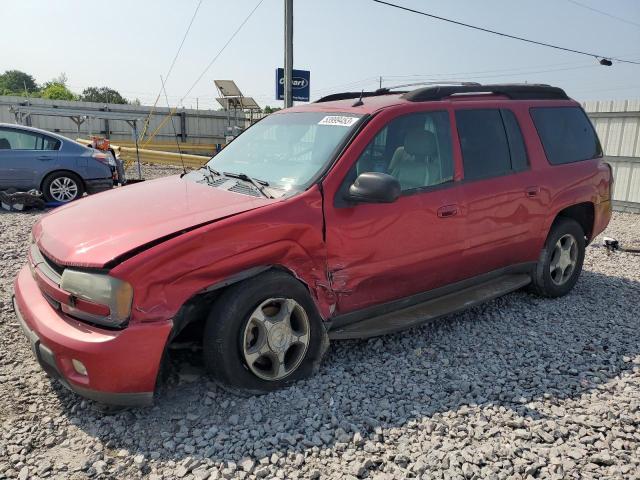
[14,83,612,406]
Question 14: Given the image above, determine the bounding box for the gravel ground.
[1,166,639,479]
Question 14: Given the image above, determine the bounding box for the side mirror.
[346,172,401,204]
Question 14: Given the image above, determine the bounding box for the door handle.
[437,204,458,218]
[525,186,540,198]
[37,155,53,161]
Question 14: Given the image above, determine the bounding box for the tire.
[203,270,328,394]
[42,171,84,203]
[529,217,586,298]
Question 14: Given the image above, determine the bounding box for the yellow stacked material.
[77,139,210,169]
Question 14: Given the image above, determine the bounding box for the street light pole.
[284,0,293,108]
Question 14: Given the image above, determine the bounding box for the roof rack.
[315,89,400,103]
[315,83,569,104]
[401,83,569,101]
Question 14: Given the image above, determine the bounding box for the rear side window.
[530,106,602,165]
[0,128,60,150]
[456,109,528,180]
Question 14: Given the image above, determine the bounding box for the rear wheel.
[529,217,586,297]
[203,271,328,393]
[42,172,84,203]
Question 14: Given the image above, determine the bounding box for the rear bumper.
[593,199,612,240]
[13,265,172,406]
[85,178,114,194]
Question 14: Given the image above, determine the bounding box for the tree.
[41,83,76,100]
[41,72,69,89]
[263,105,281,114]
[0,70,38,94]
[80,86,128,104]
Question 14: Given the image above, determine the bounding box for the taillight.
[92,152,109,164]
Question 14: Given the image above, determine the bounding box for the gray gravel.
[1,166,639,479]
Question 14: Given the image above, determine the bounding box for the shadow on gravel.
[50,269,640,466]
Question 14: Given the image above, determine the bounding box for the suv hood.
[33,175,275,268]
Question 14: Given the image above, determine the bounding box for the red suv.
[13,83,612,406]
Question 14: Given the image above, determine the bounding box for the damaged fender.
[109,185,336,324]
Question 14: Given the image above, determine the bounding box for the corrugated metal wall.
[0,95,247,147]
[584,100,640,212]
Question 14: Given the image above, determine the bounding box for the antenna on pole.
[160,75,187,176]
[284,0,293,108]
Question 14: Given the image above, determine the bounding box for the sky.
[3,0,640,110]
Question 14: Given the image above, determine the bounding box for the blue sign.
[276,68,310,102]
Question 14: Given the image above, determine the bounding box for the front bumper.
[13,265,172,406]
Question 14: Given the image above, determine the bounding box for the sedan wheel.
[49,176,80,202]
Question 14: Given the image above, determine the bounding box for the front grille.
[41,251,65,277]
[30,245,62,284]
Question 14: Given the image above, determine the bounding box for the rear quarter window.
[530,106,602,165]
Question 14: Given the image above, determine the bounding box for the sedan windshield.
[205,112,363,191]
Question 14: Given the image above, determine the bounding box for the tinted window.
[353,111,454,191]
[456,109,511,180]
[0,128,60,150]
[501,109,528,172]
[530,106,602,165]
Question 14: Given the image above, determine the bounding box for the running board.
[328,273,531,340]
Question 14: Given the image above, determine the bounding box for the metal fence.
[584,100,640,213]
[0,95,247,155]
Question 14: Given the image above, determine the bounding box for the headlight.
[61,270,133,327]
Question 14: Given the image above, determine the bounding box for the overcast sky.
[3,0,639,109]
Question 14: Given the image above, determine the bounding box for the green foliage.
[80,86,128,104]
[41,83,76,100]
[0,70,128,106]
[263,105,281,114]
[0,70,38,95]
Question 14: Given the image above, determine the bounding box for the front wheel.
[529,217,586,298]
[203,271,328,393]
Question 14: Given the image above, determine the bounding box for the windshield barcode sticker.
[318,116,359,127]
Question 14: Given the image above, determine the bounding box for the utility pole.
[379,76,383,89]
[284,0,293,108]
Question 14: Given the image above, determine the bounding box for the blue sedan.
[0,123,119,203]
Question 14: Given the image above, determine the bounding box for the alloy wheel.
[549,233,578,285]
[49,177,79,202]
[242,297,310,381]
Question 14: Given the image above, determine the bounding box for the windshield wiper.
[223,172,274,199]
[203,165,222,177]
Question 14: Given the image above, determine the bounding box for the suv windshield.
[205,112,363,191]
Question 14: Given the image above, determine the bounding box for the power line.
[371,0,640,65]
[165,0,205,85]
[380,60,594,79]
[140,0,203,141]
[180,0,264,102]
[566,0,640,29]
